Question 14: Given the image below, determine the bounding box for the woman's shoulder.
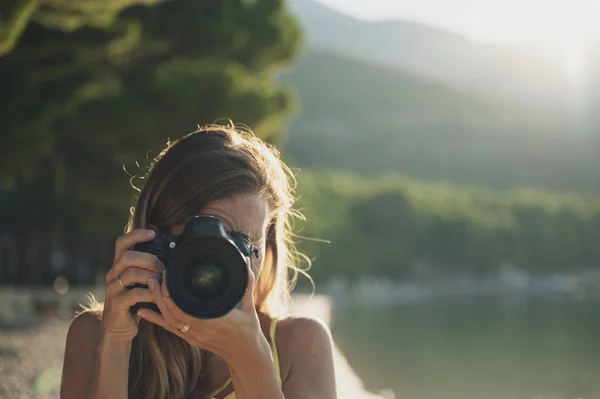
[275,315,332,343]
[70,307,102,328]
[61,311,104,397]
[67,294,103,330]
[64,309,103,361]
[66,310,103,346]
[272,315,334,384]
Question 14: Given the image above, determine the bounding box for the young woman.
[60,125,337,399]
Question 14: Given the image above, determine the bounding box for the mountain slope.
[282,49,541,130]
[281,50,599,191]
[288,0,571,107]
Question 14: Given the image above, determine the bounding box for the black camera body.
[130,216,257,319]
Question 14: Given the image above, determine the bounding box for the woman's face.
[168,193,270,273]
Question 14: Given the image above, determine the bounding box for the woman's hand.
[101,229,165,347]
[136,258,269,366]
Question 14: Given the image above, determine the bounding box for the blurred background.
[1,0,600,398]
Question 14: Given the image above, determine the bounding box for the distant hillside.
[288,0,576,109]
[282,50,551,129]
[281,50,599,192]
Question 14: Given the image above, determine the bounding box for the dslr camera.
[130,216,259,319]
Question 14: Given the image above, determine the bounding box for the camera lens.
[183,258,229,300]
[166,233,249,319]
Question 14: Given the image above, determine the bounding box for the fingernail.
[145,230,155,236]
[148,278,156,290]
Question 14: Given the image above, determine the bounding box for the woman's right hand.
[100,229,165,347]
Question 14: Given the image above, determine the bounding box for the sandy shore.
[0,294,389,399]
[0,320,68,399]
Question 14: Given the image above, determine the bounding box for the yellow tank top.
[209,318,281,399]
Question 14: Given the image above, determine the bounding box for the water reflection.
[331,295,600,399]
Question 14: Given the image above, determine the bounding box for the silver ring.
[178,323,190,334]
[118,275,126,288]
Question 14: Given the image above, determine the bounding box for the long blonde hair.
[85,124,306,398]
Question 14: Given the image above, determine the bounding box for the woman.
[60,125,337,399]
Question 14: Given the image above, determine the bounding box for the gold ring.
[178,323,190,333]
[118,275,126,288]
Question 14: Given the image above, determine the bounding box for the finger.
[113,287,153,314]
[163,296,192,325]
[106,268,162,295]
[239,257,256,311]
[148,278,187,332]
[113,229,156,262]
[121,267,162,288]
[160,270,169,297]
[106,250,164,284]
[136,308,169,329]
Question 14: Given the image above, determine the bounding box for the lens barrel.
[131,216,251,319]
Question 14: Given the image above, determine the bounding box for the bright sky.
[314,0,600,44]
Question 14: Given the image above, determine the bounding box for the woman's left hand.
[136,257,269,366]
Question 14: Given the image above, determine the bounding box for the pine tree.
[0,0,302,285]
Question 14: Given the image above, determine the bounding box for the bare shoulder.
[276,316,333,347]
[71,309,102,326]
[61,310,103,398]
[64,309,102,363]
[67,310,102,343]
[274,315,335,391]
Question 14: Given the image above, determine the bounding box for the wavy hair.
[84,124,308,398]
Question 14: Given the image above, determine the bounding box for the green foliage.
[294,170,600,282]
[0,0,38,55]
[0,0,302,284]
[0,0,167,56]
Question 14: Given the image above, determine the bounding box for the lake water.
[330,295,600,399]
